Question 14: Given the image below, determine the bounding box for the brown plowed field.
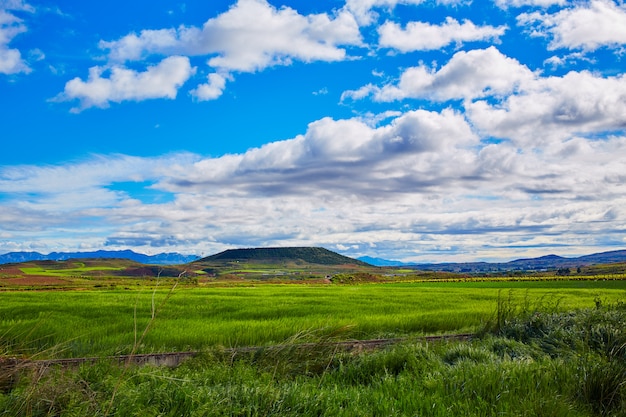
[0,266,23,275]
[0,276,68,286]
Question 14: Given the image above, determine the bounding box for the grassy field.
[1,280,624,358]
[2,301,625,416]
[4,251,626,416]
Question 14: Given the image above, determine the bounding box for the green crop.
[3,302,625,416]
[1,280,624,358]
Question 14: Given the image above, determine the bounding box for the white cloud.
[57,56,195,111]
[158,109,478,195]
[342,45,626,150]
[344,0,468,26]
[0,0,34,12]
[65,0,362,109]
[99,28,180,62]
[191,72,229,101]
[518,0,626,51]
[2,110,626,261]
[344,47,535,101]
[345,0,425,25]
[100,0,362,72]
[341,83,378,101]
[543,51,592,68]
[0,154,178,194]
[378,17,507,51]
[494,0,566,8]
[467,71,626,146]
[0,8,30,74]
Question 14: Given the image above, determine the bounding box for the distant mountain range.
[358,249,626,273]
[357,256,408,267]
[0,250,199,265]
[3,248,625,271]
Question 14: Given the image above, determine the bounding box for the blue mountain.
[0,249,199,265]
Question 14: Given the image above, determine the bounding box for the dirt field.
[0,276,69,286]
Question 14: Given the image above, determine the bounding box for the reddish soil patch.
[0,276,69,286]
[0,266,23,275]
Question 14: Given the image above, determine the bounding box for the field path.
[3,333,474,371]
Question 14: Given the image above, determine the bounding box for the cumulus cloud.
[0,6,31,74]
[60,0,362,110]
[157,109,479,196]
[518,0,626,51]
[344,45,626,148]
[100,0,362,72]
[57,56,195,111]
[190,73,229,101]
[467,71,626,146]
[343,47,535,101]
[2,109,626,261]
[378,17,507,52]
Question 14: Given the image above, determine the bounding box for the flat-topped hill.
[197,247,369,266]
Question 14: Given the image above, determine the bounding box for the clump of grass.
[226,325,356,379]
[441,343,496,365]
[494,301,626,415]
[576,354,626,416]
[481,289,564,336]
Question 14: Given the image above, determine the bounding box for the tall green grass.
[2,303,625,416]
[1,281,624,357]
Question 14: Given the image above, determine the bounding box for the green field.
[2,280,624,358]
[3,294,626,416]
[4,253,626,415]
[18,265,126,277]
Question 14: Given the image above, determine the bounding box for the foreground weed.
[482,289,564,335]
[234,325,355,379]
[577,354,626,416]
[105,279,179,417]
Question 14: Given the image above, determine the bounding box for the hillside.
[197,247,369,266]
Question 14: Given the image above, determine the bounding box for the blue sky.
[1,0,626,262]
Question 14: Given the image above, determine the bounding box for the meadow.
[2,299,625,416]
[1,280,625,358]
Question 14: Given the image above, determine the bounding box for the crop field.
[17,266,126,278]
[2,272,626,416]
[1,280,625,359]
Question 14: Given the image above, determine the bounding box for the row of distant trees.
[556,267,583,275]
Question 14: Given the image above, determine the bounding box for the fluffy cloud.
[100,0,362,72]
[518,0,626,51]
[344,46,626,148]
[2,109,626,261]
[467,71,626,146]
[58,56,195,111]
[191,72,229,101]
[378,18,507,51]
[0,6,30,74]
[343,47,535,101]
[61,0,362,109]
[157,109,479,196]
